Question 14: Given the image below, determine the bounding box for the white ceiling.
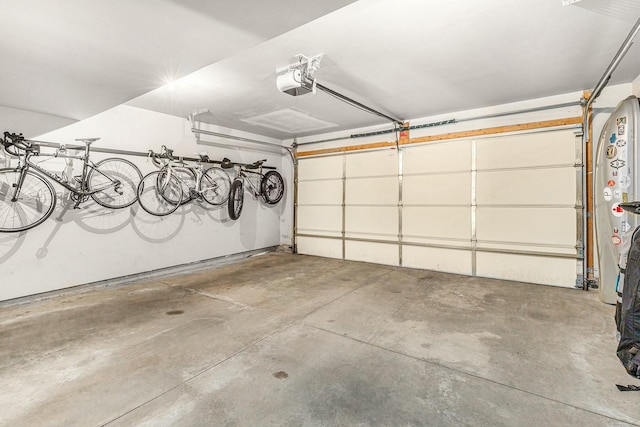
[2,0,640,139]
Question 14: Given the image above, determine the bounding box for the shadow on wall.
[0,232,26,265]
[131,200,230,244]
[0,188,238,263]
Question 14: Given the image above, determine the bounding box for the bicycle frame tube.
[238,168,262,197]
[23,155,114,196]
[80,143,91,192]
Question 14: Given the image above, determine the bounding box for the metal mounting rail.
[15,138,277,170]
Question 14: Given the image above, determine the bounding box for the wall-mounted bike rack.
[11,137,277,170]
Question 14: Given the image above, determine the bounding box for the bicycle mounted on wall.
[0,132,142,232]
[137,145,231,216]
[222,158,284,220]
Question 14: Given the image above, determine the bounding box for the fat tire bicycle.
[137,145,231,216]
[0,132,142,232]
[224,158,284,221]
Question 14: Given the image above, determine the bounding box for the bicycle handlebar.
[2,131,35,156]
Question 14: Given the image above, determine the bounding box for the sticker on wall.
[611,159,626,169]
[617,117,628,126]
[614,227,620,234]
[607,145,618,159]
[612,202,625,217]
[623,193,629,203]
[612,236,623,246]
[608,179,616,187]
[618,147,628,161]
[619,175,631,188]
[618,125,626,136]
[614,189,622,199]
[613,170,619,177]
[604,187,613,201]
[622,221,632,233]
[617,139,627,147]
[610,133,617,144]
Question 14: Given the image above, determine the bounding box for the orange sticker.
[608,180,616,187]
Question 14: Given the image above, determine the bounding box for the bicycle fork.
[10,165,29,203]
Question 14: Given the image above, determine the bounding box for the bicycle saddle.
[620,202,640,215]
[75,138,100,144]
[195,152,209,162]
[220,158,233,169]
[245,159,266,169]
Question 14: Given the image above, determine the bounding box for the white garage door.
[296,128,581,287]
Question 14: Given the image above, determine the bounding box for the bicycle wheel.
[0,168,56,232]
[162,166,196,205]
[137,171,182,216]
[88,158,142,209]
[228,179,244,220]
[200,166,231,205]
[261,170,284,205]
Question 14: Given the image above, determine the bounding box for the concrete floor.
[1,253,639,426]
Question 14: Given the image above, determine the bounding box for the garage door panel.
[297,206,342,234]
[477,168,576,205]
[476,252,577,287]
[345,241,398,266]
[404,141,471,173]
[298,180,342,205]
[476,207,576,246]
[403,245,472,275]
[476,130,576,170]
[403,206,471,240]
[346,150,397,177]
[297,128,579,288]
[298,156,343,181]
[403,173,471,205]
[345,206,398,237]
[346,177,398,205]
[297,236,342,259]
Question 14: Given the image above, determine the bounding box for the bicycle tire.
[228,179,244,220]
[88,158,142,209]
[200,166,231,205]
[0,168,56,232]
[261,170,284,205]
[137,171,182,216]
[162,165,196,205]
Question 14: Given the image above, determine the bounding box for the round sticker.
[606,145,617,159]
[603,187,613,201]
[616,139,627,147]
[612,202,625,217]
[619,175,631,189]
[612,236,622,246]
[608,180,616,187]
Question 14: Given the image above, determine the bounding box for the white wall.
[0,105,286,301]
[633,74,640,97]
[0,105,77,138]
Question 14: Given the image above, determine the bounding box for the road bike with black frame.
[137,145,231,216]
[0,132,142,232]
[223,158,284,221]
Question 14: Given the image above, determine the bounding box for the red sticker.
[612,203,625,217]
[608,180,616,187]
[612,236,622,246]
